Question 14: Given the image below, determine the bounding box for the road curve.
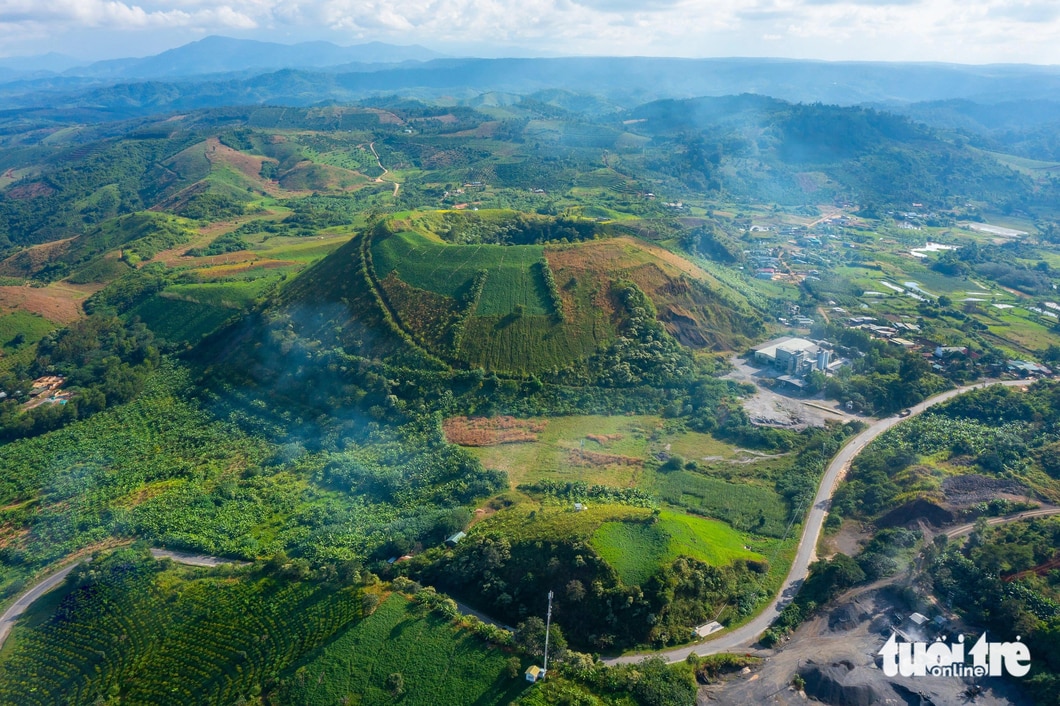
[605,379,1029,665]
[0,563,80,648]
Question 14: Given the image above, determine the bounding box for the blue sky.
[1,0,1058,63]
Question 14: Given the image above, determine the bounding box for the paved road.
[0,563,80,647]
[148,549,247,567]
[0,550,243,649]
[605,379,1028,665]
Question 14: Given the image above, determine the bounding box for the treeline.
[412,529,770,652]
[580,281,695,387]
[933,240,1057,296]
[430,211,603,246]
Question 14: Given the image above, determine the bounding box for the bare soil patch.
[203,137,278,189]
[0,283,94,323]
[0,238,75,278]
[566,449,642,467]
[5,182,55,200]
[443,416,547,446]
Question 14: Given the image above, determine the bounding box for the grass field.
[646,471,790,537]
[465,415,659,487]
[0,311,55,350]
[481,503,650,544]
[252,233,354,263]
[164,278,279,310]
[281,594,529,706]
[590,510,764,586]
[463,415,784,491]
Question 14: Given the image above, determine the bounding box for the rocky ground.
[724,357,854,430]
[699,587,1030,706]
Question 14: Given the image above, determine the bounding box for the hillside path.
[367,142,400,197]
[604,379,1029,665]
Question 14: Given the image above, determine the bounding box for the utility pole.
[543,590,554,679]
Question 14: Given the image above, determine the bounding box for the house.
[445,531,467,548]
[935,346,968,358]
[1008,360,1051,377]
[525,665,544,683]
[574,503,586,512]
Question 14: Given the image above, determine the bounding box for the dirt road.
[944,506,1060,539]
[605,379,1027,665]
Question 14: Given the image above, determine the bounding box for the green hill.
[0,211,194,282]
[274,214,761,375]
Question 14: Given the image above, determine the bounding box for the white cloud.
[0,0,257,30]
[0,0,1058,63]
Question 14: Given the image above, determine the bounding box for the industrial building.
[753,337,834,376]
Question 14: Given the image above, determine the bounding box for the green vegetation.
[929,518,1060,705]
[1,89,1060,705]
[125,295,237,346]
[0,548,364,706]
[649,472,789,537]
[277,593,528,705]
[834,382,1060,523]
[0,311,54,353]
[371,228,548,311]
[0,313,159,441]
[590,511,761,586]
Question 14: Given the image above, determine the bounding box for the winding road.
[605,379,1030,665]
[0,381,1045,662]
[366,142,400,197]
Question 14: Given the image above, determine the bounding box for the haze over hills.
[3,40,1060,115]
[0,37,444,84]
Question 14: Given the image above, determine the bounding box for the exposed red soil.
[443,416,547,446]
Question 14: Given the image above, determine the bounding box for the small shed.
[525,665,544,683]
[574,503,586,512]
[908,612,929,626]
[445,531,467,548]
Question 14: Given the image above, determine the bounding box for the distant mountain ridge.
[2,37,444,82]
[4,53,1060,117]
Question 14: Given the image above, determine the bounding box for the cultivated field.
[282,594,529,706]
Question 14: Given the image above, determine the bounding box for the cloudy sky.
[1,0,1058,63]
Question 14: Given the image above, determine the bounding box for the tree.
[385,672,405,696]
[506,657,521,679]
